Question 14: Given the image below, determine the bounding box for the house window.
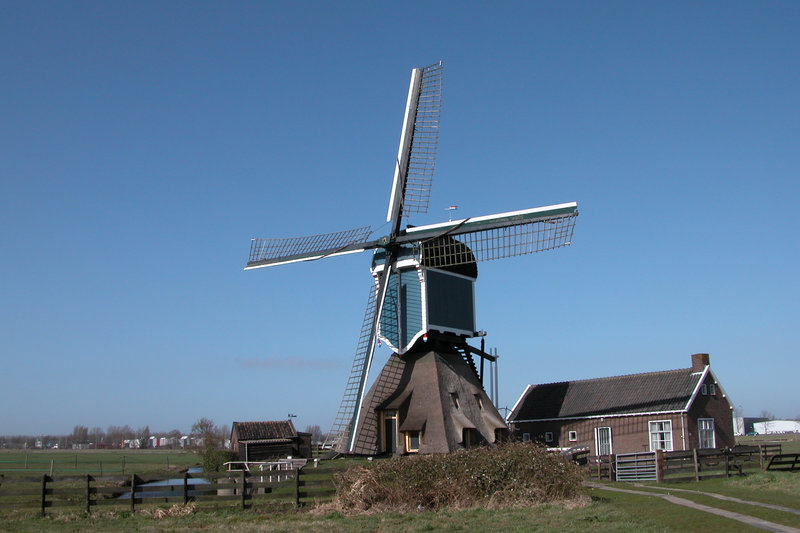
[595,427,612,456]
[709,384,716,396]
[649,420,673,452]
[698,418,715,449]
[568,431,578,442]
[701,384,708,395]
[545,432,554,443]
[522,433,531,443]
[474,394,483,410]
[405,431,421,453]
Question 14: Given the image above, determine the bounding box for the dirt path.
[585,482,800,533]
[634,484,800,516]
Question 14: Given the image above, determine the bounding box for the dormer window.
[451,393,460,409]
[474,394,483,410]
[406,431,421,453]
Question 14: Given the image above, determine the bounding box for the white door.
[595,427,612,456]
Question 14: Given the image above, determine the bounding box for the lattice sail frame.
[418,212,577,268]
[400,62,442,218]
[247,226,373,267]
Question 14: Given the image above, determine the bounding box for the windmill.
[245,62,577,454]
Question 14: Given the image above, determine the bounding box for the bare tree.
[192,417,216,440]
[90,426,105,447]
[72,425,89,444]
[304,424,323,443]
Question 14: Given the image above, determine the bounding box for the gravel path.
[585,482,800,533]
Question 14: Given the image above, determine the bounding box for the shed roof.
[232,420,298,441]
[509,367,706,421]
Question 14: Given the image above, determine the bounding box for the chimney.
[691,353,710,372]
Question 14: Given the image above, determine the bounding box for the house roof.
[509,366,707,422]
[232,420,298,441]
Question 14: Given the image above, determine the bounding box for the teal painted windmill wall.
[371,244,476,355]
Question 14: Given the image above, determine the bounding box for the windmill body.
[245,62,578,454]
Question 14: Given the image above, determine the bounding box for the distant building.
[507,353,735,455]
[753,420,800,435]
[733,417,769,436]
[230,420,311,461]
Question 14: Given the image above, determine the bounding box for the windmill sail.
[322,283,379,450]
[404,202,578,268]
[245,226,375,269]
[386,61,442,229]
[323,251,396,453]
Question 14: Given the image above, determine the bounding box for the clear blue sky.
[1,2,798,436]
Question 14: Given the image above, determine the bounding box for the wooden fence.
[587,443,785,482]
[0,466,334,516]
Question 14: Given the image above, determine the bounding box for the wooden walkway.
[585,482,800,533]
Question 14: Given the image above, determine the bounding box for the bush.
[332,442,585,512]
[200,444,235,473]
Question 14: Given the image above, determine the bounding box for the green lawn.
[0,449,200,478]
[1,450,798,532]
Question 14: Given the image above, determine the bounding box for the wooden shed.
[230,420,311,461]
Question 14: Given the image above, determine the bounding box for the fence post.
[183,472,189,505]
[656,450,664,482]
[49,460,54,476]
[241,468,247,510]
[294,467,301,508]
[130,474,136,513]
[759,444,765,470]
[724,451,730,477]
[122,456,125,475]
[693,448,700,482]
[85,474,92,514]
[608,455,614,481]
[41,474,49,517]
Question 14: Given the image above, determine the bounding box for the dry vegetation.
[330,442,586,513]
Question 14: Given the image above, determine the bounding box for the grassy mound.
[332,442,585,512]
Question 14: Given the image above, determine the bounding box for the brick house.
[230,420,312,461]
[507,353,734,455]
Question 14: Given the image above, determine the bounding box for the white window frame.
[544,432,554,443]
[701,384,707,395]
[649,420,673,452]
[709,383,716,396]
[698,418,716,449]
[594,427,613,456]
[568,430,578,442]
[522,433,531,443]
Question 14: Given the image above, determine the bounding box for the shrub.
[200,444,235,473]
[332,442,585,512]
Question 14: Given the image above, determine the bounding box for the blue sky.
[1,2,798,436]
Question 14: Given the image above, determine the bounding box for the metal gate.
[616,451,658,482]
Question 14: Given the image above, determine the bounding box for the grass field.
[736,433,800,453]
[1,445,798,532]
[0,449,200,478]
